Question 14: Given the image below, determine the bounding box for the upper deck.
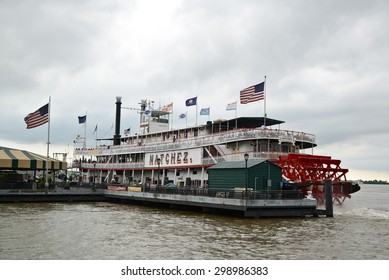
[74,124,316,157]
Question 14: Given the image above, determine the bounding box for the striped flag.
[162,102,173,112]
[24,103,49,129]
[240,81,265,104]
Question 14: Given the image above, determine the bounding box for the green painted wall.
[208,161,282,191]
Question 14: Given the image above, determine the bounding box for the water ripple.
[1,186,388,260]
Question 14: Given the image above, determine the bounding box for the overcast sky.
[1,0,388,180]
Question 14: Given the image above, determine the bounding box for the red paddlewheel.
[276,153,356,205]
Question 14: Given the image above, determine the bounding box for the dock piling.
[324,179,334,217]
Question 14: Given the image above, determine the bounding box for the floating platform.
[104,189,318,218]
[0,189,108,203]
[0,181,335,218]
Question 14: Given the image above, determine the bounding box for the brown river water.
[0,184,388,260]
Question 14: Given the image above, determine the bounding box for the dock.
[104,189,318,218]
[0,182,335,218]
[0,188,108,203]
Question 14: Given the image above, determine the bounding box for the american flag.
[240,81,265,104]
[162,102,173,112]
[24,103,49,129]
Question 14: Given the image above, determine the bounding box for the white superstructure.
[73,100,316,187]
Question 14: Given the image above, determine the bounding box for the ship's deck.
[75,127,316,157]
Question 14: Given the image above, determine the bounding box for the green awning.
[0,146,67,170]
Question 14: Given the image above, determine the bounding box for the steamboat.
[73,97,360,205]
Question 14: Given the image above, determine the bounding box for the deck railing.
[135,186,303,200]
[74,128,315,156]
[74,150,288,169]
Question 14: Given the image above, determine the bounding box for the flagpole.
[45,96,51,194]
[264,75,267,127]
[95,124,98,148]
[84,110,87,149]
[195,95,198,126]
[171,109,173,130]
[235,100,238,129]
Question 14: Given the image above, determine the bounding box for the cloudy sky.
[1,0,388,180]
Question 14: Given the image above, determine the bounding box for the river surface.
[0,184,388,260]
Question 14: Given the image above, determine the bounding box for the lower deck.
[78,166,210,187]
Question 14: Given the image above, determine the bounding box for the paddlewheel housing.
[276,154,360,205]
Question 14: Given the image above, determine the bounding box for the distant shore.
[360,180,388,185]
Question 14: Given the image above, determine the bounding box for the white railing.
[79,162,144,169]
[74,128,315,156]
[77,151,289,169]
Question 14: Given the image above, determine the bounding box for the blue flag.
[185,97,197,106]
[78,115,86,124]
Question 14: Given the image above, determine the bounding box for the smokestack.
[113,96,122,145]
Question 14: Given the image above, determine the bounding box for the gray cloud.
[1,0,388,179]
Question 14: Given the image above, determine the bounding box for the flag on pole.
[185,97,197,106]
[240,81,265,104]
[24,103,49,129]
[78,115,86,124]
[93,124,98,133]
[200,107,210,115]
[124,127,131,135]
[226,101,237,111]
[162,102,173,112]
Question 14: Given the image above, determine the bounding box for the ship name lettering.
[148,151,192,166]
[165,153,169,164]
